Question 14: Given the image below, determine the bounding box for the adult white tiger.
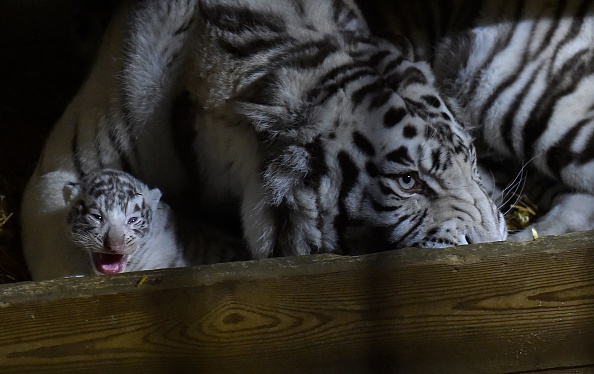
[357,0,594,240]
[189,0,507,256]
[21,0,506,279]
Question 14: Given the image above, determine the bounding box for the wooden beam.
[1,231,593,373]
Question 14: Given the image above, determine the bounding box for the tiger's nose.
[463,212,508,244]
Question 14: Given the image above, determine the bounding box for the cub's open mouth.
[92,252,128,274]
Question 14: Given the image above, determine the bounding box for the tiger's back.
[357,0,594,239]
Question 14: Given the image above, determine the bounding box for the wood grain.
[1,231,593,373]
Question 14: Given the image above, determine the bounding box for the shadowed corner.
[361,250,404,374]
[0,175,30,283]
[0,0,120,285]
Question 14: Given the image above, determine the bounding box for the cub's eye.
[127,217,138,224]
[394,173,423,193]
[90,213,102,221]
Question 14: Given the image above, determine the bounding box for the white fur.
[21,171,93,280]
[428,0,594,240]
[187,0,505,256]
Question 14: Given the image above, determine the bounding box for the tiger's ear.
[143,187,162,211]
[232,72,315,141]
[385,33,415,61]
[333,1,370,36]
[232,72,278,123]
[63,182,81,206]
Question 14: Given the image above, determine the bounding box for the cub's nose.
[104,235,125,252]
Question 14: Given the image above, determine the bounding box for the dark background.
[0,0,118,282]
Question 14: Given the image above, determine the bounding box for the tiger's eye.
[398,175,417,190]
[127,217,138,224]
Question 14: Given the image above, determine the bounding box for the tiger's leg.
[478,161,594,241]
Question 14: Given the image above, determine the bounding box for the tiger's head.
[63,169,162,274]
[235,34,507,256]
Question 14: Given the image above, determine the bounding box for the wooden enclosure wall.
[0,231,593,373]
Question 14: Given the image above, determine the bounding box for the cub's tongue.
[93,253,127,274]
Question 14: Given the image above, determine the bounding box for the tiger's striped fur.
[357,0,594,239]
[186,0,506,256]
[23,0,196,200]
[21,0,507,278]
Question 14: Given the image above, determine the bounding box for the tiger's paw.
[507,192,594,241]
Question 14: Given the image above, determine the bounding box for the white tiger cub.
[23,169,243,280]
[65,169,184,276]
[21,0,198,279]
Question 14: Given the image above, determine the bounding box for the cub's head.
[64,169,162,274]
[235,37,507,256]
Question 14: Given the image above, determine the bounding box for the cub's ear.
[144,187,162,210]
[63,182,81,206]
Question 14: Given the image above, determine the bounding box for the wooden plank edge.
[0,230,592,373]
[2,230,592,302]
